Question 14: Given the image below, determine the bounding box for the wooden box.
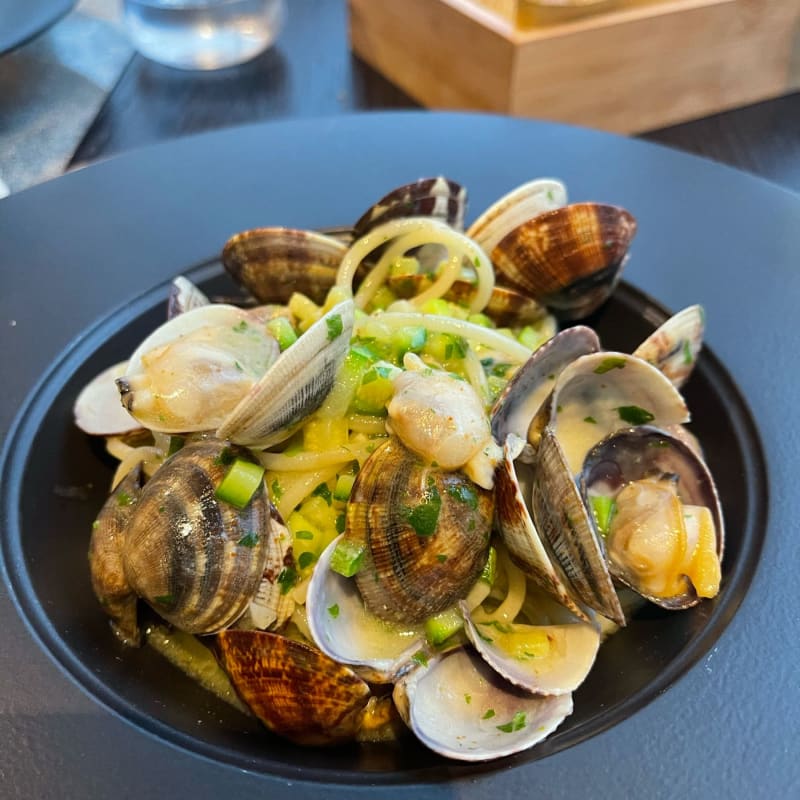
[348,0,800,133]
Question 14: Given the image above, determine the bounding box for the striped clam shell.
[122,440,271,635]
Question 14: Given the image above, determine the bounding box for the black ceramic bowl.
[0,262,767,784]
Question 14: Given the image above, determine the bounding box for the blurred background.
[1,0,798,197]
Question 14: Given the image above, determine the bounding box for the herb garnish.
[594,356,627,374]
[295,530,314,540]
[237,532,259,548]
[682,339,693,365]
[616,405,655,425]
[482,709,496,720]
[312,482,332,505]
[298,552,316,570]
[326,313,343,341]
[328,604,340,618]
[277,567,298,595]
[496,711,527,733]
[446,483,478,509]
[403,482,441,537]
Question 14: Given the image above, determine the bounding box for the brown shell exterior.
[491,202,637,320]
[532,428,625,626]
[122,440,271,634]
[88,464,143,646]
[216,630,371,746]
[348,438,493,624]
[222,227,346,305]
[352,176,466,239]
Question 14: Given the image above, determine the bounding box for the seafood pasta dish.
[74,177,723,761]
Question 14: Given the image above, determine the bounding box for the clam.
[633,305,705,389]
[120,440,271,634]
[466,177,567,255]
[531,350,690,475]
[393,648,573,761]
[493,434,591,623]
[222,228,348,305]
[117,304,280,433]
[237,504,297,632]
[353,176,467,239]
[344,437,494,624]
[491,326,601,445]
[461,594,600,696]
[306,535,425,683]
[88,464,143,646]
[216,630,373,746]
[167,275,210,318]
[491,202,637,320]
[74,360,141,436]
[580,426,724,609]
[117,298,355,449]
[217,299,354,446]
[532,428,625,625]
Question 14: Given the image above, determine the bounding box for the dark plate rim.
[0,259,769,785]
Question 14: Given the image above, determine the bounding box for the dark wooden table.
[70,0,800,194]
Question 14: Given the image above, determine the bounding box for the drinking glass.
[122,0,286,70]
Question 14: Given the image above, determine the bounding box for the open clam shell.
[491,326,601,445]
[222,227,347,305]
[118,304,280,434]
[167,275,210,319]
[74,360,141,436]
[493,434,590,622]
[392,648,573,761]
[216,630,372,746]
[353,176,467,239]
[460,600,600,696]
[633,305,705,389]
[532,351,690,475]
[306,536,425,683]
[217,299,354,447]
[491,202,636,320]
[532,428,625,625]
[466,177,567,255]
[580,426,724,610]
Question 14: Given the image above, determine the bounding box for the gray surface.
[0,112,798,798]
[0,0,131,195]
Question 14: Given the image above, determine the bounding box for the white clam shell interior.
[74,360,140,436]
[306,536,424,683]
[394,648,573,762]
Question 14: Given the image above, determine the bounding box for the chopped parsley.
[616,405,655,425]
[295,530,314,540]
[335,513,346,534]
[496,711,527,733]
[594,356,627,374]
[232,319,249,333]
[447,482,479,509]
[682,339,694,365]
[154,594,175,606]
[326,313,343,341]
[411,650,429,667]
[482,709,496,720]
[213,447,235,467]
[403,482,441,537]
[327,604,340,618]
[584,416,598,424]
[116,491,133,507]
[436,554,448,563]
[298,551,316,570]
[167,435,185,456]
[270,478,283,500]
[277,567,298,595]
[464,694,472,704]
[237,532,260,548]
[312,482,333,505]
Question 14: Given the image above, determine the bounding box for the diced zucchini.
[215,459,264,509]
[333,473,356,502]
[330,538,366,577]
[425,607,464,646]
[265,316,298,351]
[589,495,617,537]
